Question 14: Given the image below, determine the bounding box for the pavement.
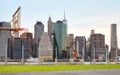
[0,69,120,75]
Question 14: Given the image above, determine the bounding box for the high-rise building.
[34,21,44,44]
[53,21,67,58]
[0,22,11,60]
[39,32,53,60]
[89,30,106,59]
[20,32,33,57]
[12,6,21,37]
[10,38,32,59]
[111,24,118,50]
[48,16,53,41]
[34,21,44,57]
[67,34,74,58]
[75,36,86,58]
[110,23,118,58]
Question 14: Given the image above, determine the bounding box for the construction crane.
[0,27,27,32]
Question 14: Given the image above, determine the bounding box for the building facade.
[67,34,74,58]
[20,32,33,57]
[0,22,11,60]
[39,32,53,60]
[75,36,86,59]
[34,21,44,57]
[89,30,106,59]
[53,21,67,58]
[110,24,118,58]
[10,38,32,59]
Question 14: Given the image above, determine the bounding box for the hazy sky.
[1,0,120,48]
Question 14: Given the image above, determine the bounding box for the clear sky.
[1,0,120,48]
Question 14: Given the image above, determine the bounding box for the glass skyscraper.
[53,21,67,58]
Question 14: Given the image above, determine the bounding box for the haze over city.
[1,0,120,48]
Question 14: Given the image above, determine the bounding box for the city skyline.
[1,0,120,48]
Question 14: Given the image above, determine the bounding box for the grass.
[0,64,120,73]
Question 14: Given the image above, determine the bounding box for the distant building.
[67,34,74,58]
[10,38,32,59]
[53,21,67,58]
[11,6,21,37]
[75,36,86,58]
[20,32,33,40]
[39,32,53,60]
[0,22,11,60]
[89,30,106,59]
[48,16,53,41]
[20,32,33,57]
[34,21,44,57]
[110,24,118,58]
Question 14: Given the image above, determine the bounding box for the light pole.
[70,47,72,58]
[115,48,118,64]
[21,45,24,64]
[82,47,84,64]
[76,42,79,58]
[55,46,57,65]
[106,48,109,64]
[93,47,96,64]
[5,44,7,64]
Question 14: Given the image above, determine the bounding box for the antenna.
[64,10,66,19]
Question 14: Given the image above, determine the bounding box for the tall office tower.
[75,36,86,58]
[12,6,21,37]
[34,21,44,57]
[53,21,67,58]
[20,32,33,57]
[48,16,53,41]
[67,34,74,58]
[110,24,118,58]
[89,30,106,59]
[0,22,11,60]
[39,32,53,60]
[11,38,32,59]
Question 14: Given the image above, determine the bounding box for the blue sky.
[1,0,120,48]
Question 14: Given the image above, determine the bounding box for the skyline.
[0,0,120,48]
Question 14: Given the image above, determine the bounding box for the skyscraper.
[110,24,118,50]
[20,32,33,57]
[53,21,67,58]
[0,22,11,60]
[34,21,44,44]
[75,36,86,58]
[48,16,53,41]
[89,30,106,59]
[12,6,21,37]
[34,21,44,57]
[67,34,74,58]
[11,38,32,59]
[110,23,118,58]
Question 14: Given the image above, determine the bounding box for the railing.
[0,58,120,65]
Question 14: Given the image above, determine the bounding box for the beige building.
[39,32,53,60]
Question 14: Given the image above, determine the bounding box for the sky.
[0,0,120,49]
